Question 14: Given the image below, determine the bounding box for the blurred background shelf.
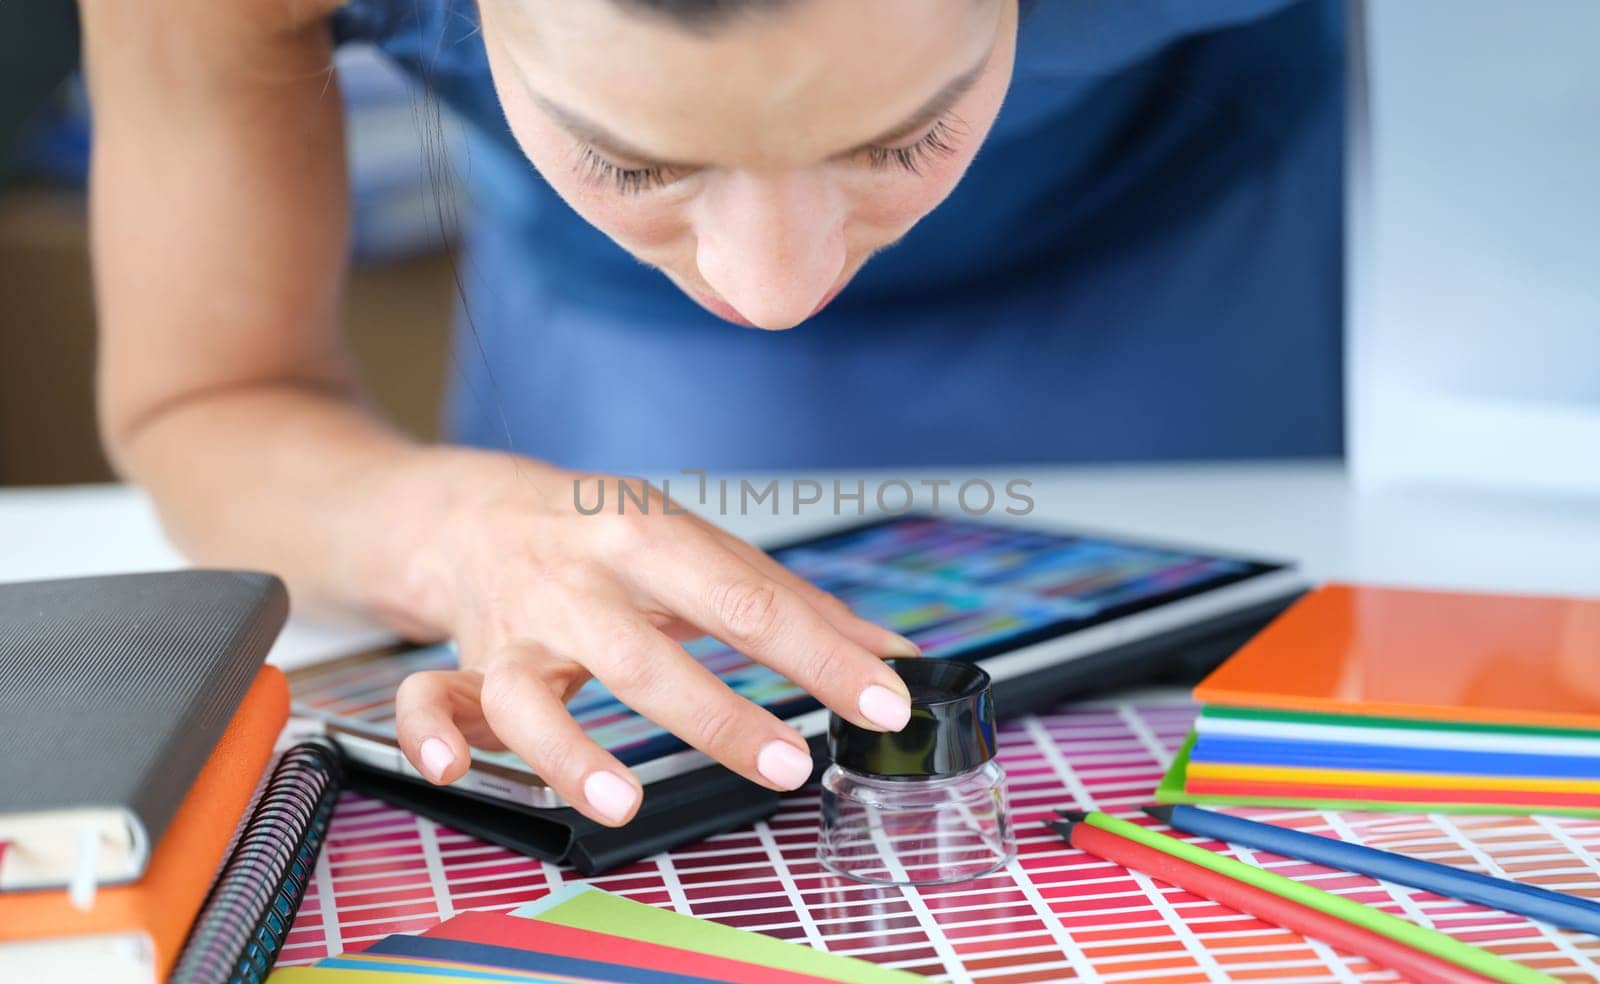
[0,182,457,485]
[0,40,463,485]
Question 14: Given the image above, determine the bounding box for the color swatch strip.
[283,699,1600,983]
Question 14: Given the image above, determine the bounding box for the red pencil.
[1051,820,1493,984]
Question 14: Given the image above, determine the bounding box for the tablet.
[289,514,1304,809]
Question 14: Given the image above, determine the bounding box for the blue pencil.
[1145,804,1600,937]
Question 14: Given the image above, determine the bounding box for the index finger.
[633,528,914,734]
[717,530,922,659]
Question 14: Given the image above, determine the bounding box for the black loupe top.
[827,658,997,778]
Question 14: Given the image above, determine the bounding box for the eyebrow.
[536,95,701,168]
[848,55,990,151]
[532,51,991,169]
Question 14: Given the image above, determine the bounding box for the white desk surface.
[3,460,1597,668]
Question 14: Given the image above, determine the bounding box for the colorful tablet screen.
[292,516,1271,766]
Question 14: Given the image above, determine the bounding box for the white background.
[1347,0,1600,495]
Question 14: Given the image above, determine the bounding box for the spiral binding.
[171,739,344,984]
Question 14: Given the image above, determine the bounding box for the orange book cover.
[1194,583,1600,729]
[0,665,290,978]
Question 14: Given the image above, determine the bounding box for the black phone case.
[347,756,781,876]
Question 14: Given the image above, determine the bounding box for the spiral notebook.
[172,740,346,984]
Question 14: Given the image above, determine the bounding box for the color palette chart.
[280,698,1600,982]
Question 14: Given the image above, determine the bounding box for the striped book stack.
[1157,583,1600,816]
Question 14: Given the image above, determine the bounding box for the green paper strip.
[1083,811,1558,984]
[511,887,922,984]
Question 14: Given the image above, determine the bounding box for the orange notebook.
[0,666,290,981]
[1194,583,1600,729]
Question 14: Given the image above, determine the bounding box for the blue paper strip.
[316,954,567,982]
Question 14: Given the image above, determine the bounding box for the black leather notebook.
[0,570,287,890]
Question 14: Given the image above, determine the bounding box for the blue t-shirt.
[334,0,1345,471]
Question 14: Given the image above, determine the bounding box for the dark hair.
[614,0,793,31]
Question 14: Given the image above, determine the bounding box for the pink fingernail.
[584,771,640,824]
[419,737,454,782]
[887,633,921,657]
[859,684,912,731]
[757,740,814,790]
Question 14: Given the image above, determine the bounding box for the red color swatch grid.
[282,698,1600,983]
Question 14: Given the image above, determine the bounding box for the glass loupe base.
[817,761,1015,886]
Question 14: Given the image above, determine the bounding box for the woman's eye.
[577,146,677,196]
[574,114,967,193]
[862,115,965,175]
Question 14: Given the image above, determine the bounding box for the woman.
[80,0,1343,826]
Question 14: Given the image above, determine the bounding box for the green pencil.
[1063,810,1558,984]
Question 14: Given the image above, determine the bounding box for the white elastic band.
[68,826,99,911]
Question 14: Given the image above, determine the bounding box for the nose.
[693,170,846,330]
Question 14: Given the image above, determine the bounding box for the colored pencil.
[1048,819,1491,984]
[1058,810,1558,984]
[1145,804,1600,938]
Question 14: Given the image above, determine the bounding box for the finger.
[394,669,481,785]
[459,716,508,752]
[477,651,645,827]
[636,529,915,734]
[583,612,818,793]
[393,667,506,752]
[718,532,921,658]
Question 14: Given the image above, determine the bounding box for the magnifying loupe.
[817,658,1015,886]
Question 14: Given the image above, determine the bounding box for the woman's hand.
[372,447,920,827]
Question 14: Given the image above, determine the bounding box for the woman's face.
[478,0,1017,329]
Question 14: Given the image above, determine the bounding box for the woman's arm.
[82,0,414,622]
